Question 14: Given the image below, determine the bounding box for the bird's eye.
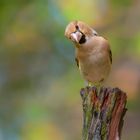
[79,34,86,44]
[75,25,79,30]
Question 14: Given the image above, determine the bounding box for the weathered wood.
[80,86,127,140]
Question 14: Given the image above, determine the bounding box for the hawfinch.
[65,21,112,86]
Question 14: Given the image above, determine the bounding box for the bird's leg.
[84,81,91,88]
[85,81,102,94]
[88,81,92,87]
[88,82,101,97]
[94,82,101,95]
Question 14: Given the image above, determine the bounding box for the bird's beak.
[70,31,82,44]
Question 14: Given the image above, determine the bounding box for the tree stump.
[80,86,127,140]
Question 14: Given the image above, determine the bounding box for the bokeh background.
[0,0,140,140]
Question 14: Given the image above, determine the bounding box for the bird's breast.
[76,48,111,83]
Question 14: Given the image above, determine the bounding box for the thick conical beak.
[70,31,82,43]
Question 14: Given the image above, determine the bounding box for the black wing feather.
[75,58,79,68]
[109,49,112,64]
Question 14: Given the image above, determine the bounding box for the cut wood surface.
[80,86,127,140]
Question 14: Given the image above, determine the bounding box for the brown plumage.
[65,21,112,85]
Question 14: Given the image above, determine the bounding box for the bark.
[80,86,127,140]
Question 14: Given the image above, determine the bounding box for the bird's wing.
[75,57,82,72]
[109,49,112,64]
[75,57,79,68]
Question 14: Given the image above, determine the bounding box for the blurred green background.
[0,0,140,140]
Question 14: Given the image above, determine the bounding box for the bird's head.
[65,21,98,46]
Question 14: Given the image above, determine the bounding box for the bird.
[64,20,112,87]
